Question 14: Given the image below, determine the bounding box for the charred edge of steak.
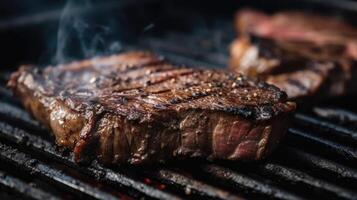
[235,9,357,60]
[229,35,310,77]
[231,9,357,100]
[230,36,357,100]
[8,51,296,165]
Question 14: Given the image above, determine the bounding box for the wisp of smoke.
[54,0,122,64]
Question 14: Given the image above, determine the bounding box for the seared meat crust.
[8,52,295,165]
[230,9,357,100]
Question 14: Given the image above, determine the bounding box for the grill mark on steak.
[144,69,196,86]
[106,69,196,93]
[8,51,296,165]
[286,78,309,92]
[230,9,357,101]
[119,64,174,80]
[169,91,213,105]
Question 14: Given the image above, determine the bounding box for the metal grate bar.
[255,162,357,199]
[313,107,357,125]
[199,164,304,200]
[0,102,44,132]
[0,142,120,200]
[294,113,357,146]
[201,158,357,200]
[0,121,182,200]
[144,168,242,200]
[277,146,357,187]
[0,170,61,200]
[287,128,357,166]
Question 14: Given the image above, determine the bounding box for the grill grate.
[1,4,357,199]
[0,169,61,200]
[293,114,357,146]
[0,112,182,200]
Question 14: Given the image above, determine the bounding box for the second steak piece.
[230,9,357,100]
[8,52,295,165]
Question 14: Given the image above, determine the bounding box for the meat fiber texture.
[8,51,295,165]
[230,9,357,100]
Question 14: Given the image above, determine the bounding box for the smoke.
[54,0,122,64]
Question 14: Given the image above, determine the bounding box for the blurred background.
[0,0,356,69]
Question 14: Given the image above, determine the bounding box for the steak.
[230,9,357,100]
[8,51,295,165]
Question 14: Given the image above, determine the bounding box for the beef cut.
[230,9,357,100]
[8,52,295,165]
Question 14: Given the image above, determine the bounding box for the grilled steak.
[230,9,357,100]
[8,51,295,165]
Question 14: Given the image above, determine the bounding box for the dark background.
[0,0,356,69]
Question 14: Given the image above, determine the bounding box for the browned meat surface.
[236,9,357,59]
[8,51,295,165]
[230,9,357,100]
